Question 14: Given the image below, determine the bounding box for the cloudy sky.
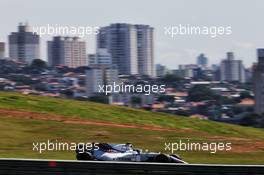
[0,0,263,68]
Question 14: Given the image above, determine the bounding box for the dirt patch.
[0,108,186,132]
[230,141,264,153]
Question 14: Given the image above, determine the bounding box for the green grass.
[0,92,264,164]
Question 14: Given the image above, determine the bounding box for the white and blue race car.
[76,143,187,164]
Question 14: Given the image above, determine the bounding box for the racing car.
[76,143,187,164]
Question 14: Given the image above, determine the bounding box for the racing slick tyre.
[76,152,94,160]
[170,154,186,163]
[170,154,182,160]
[155,154,170,163]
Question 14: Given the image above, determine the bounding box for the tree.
[61,89,74,97]
[7,74,36,85]
[157,95,174,103]
[131,96,142,107]
[89,96,109,104]
[158,74,183,89]
[30,59,47,70]
[239,91,252,99]
[159,74,182,83]
[187,85,215,102]
[196,105,209,116]
[240,113,264,128]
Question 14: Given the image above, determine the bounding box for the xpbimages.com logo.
[32,140,99,153]
[164,24,232,38]
[98,82,166,95]
[32,24,100,37]
[164,140,232,154]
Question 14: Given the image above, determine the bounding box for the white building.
[48,36,87,68]
[86,65,119,97]
[9,23,40,63]
[197,53,208,68]
[220,52,245,83]
[88,54,96,65]
[178,64,199,78]
[0,42,5,59]
[156,64,168,77]
[88,48,112,65]
[97,23,138,75]
[96,48,112,65]
[253,49,264,114]
[111,93,154,107]
[135,25,154,77]
[97,23,155,77]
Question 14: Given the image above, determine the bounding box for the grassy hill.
[0,92,264,164]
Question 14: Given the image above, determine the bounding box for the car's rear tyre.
[170,154,182,160]
[155,154,170,163]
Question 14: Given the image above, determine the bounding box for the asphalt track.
[0,158,264,175]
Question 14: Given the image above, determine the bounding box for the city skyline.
[0,0,263,68]
[0,22,259,71]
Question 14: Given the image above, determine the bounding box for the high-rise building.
[86,65,118,97]
[48,36,87,68]
[253,49,264,114]
[88,48,112,65]
[88,54,96,65]
[96,48,112,65]
[0,42,5,59]
[156,64,168,77]
[9,23,40,63]
[135,25,154,77]
[197,53,208,68]
[178,64,199,78]
[220,52,245,83]
[245,68,253,83]
[97,23,138,75]
[97,23,154,77]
